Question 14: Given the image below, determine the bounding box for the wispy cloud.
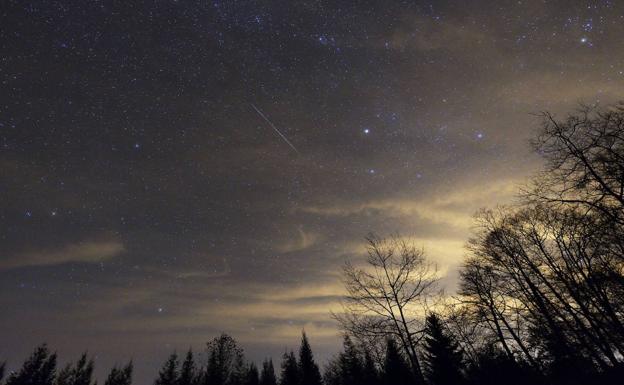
[298,178,522,229]
[0,239,125,270]
[274,226,321,253]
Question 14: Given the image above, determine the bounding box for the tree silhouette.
[244,364,259,385]
[104,362,132,385]
[178,350,196,385]
[422,314,464,385]
[7,344,57,385]
[155,353,178,385]
[464,346,540,385]
[298,333,321,385]
[259,360,276,385]
[204,334,246,385]
[56,353,95,385]
[335,235,438,384]
[323,335,381,385]
[1,361,5,385]
[381,339,412,385]
[323,336,362,385]
[337,336,363,385]
[279,352,298,385]
[361,351,379,385]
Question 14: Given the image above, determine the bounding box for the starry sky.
[1,0,624,383]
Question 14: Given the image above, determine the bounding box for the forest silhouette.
[4,104,624,385]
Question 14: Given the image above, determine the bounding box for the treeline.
[0,344,132,385]
[0,325,474,385]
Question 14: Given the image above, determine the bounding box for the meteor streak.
[251,103,300,154]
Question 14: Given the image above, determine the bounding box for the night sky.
[2,0,624,383]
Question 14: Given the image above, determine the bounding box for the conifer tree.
[7,344,57,385]
[155,353,179,385]
[382,339,412,385]
[178,350,196,385]
[361,351,379,385]
[244,364,259,385]
[259,360,277,385]
[56,354,95,385]
[56,366,72,385]
[422,314,464,385]
[279,352,298,385]
[206,334,245,385]
[104,362,133,385]
[298,333,322,385]
[338,336,363,385]
[1,362,5,385]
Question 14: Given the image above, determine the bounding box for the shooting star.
[251,103,300,154]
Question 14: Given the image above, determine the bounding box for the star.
[363,128,370,134]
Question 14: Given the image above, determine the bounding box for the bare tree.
[334,234,439,384]
[529,103,624,226]
[462,205,624,370]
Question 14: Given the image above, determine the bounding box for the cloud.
[0,239,125,270]
[274,226,321,253]
[298,178,522,230]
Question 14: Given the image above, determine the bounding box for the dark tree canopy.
[323,335,381,385]
[259,360,277,385]
[381,339,412,385]
[6,344,57,385]
[178,350,196,385]
[104,362,133,385]
[422,314,464,385]
[244,363,259,385]
[204,334,246,385]
[298,333,322,385]
[279,352,298,385]
[155,353,178,385]
[56,353,95,385]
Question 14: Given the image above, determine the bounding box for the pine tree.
[56,366,72,385]
[104,362,133,385]
[338,336,363,385]
[422,314,464,385]
[1,362,6,384]
[178,350,196,385]
[73,354,95,385]
[206,334,245,385]
[382,339,412,385]
[244,364,259,385]
[259,360,277,385]
[56,353,95,385]
[155,353,179,385]
[7,344,57,385]
[279,352,298,385]
[361,350,379,385]
[225,350,246,385]
[298,333,321,385]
